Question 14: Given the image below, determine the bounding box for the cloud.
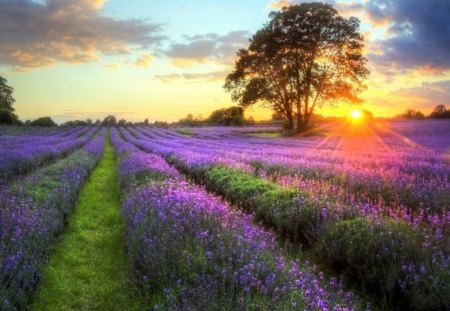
[133,53,154,68]
[155,71,228,83]
[360,0,450,71]
[0,0,164,70]
[392,80,450,109]
[268,0,450,75]
[165,31,250,67]
[104,63,120,70]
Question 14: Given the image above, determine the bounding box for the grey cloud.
[0,0,165,70]
[166,31,250,65]
[365,0,450,70]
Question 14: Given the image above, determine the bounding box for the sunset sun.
[351,110,362,119]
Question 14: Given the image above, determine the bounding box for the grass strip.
[30,134,145,311]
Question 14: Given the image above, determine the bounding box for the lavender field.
[1,120,449,310]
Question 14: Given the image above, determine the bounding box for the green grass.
[247,131,281,138]
[29,136,146,311]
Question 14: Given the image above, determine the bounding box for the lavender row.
[0,126,99,182]
[132,126,449,225]
[110,128,362,310]
[120,127,450,310]
[0,126,87,146]
[0,129,105,310]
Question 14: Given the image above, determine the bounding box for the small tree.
[225,3,369,133]
[208,106,245,126]
[101,115,117,126]
[30,116,57,127]
[117,119,127,126]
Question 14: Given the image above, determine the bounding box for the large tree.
[224,3,369,133]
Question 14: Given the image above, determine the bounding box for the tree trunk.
[296,114,310,133]
[285,113,295,135]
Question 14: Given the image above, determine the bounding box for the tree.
[362,109,374,121]
[117,119,127,126]
[0,76,20,125]
[224,3,369,133]
[0,76,15,112]
[395,109,425,120]
[429,104,450,119]
[30,116,57,127]
[0,110,19,125]
[208,106,245,126]
[101,115,117,126]
[178,113,205,126]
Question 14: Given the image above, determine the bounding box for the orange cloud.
[133,54,154,68]
[0,0,164,71]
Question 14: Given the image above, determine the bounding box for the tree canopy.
[208,106,245,126]
[429,104,450,119]
[30,116,57,127]
[224,3,369,133]
[101,115,117,126]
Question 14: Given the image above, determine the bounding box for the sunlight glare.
[351,110,362,119]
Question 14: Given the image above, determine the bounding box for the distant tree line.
[394,105,450,120]
[178,106,248,126]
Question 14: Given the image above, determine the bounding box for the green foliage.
[61,119,92,126]
[30,116,57,127]
[204,166,277,209]
[178,113,205,126]
[316,218,449,310]
[203,166,339,246]
[208,106,245,126]
[102,115,117,126]
[0,109,20,125]
[30,135,145,310]
[0,76,15,113]
[224,3,369,132]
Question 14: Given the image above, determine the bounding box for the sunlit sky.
[1,0,449,123]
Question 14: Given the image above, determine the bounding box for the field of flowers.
[0,120,448,310]
[0,127,105,309]
[118,120,449,310]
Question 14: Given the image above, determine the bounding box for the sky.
[0,0,449,123]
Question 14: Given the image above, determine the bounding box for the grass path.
[30,135,145,311]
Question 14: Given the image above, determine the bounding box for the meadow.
[0,120,449,310]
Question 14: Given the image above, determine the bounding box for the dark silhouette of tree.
[144,118,149,125]
[429,104,450,119]
[101,115,117,126]
[208,106,245,126]
[225,3,369,133]
[0,110,19,125]
[117,119,127,126]
[30,116,57,127]
[395,109,425,120]
[178,113,205,126]
[362,109,374,121]
[0,76,20,125]
[0,76,15,112]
